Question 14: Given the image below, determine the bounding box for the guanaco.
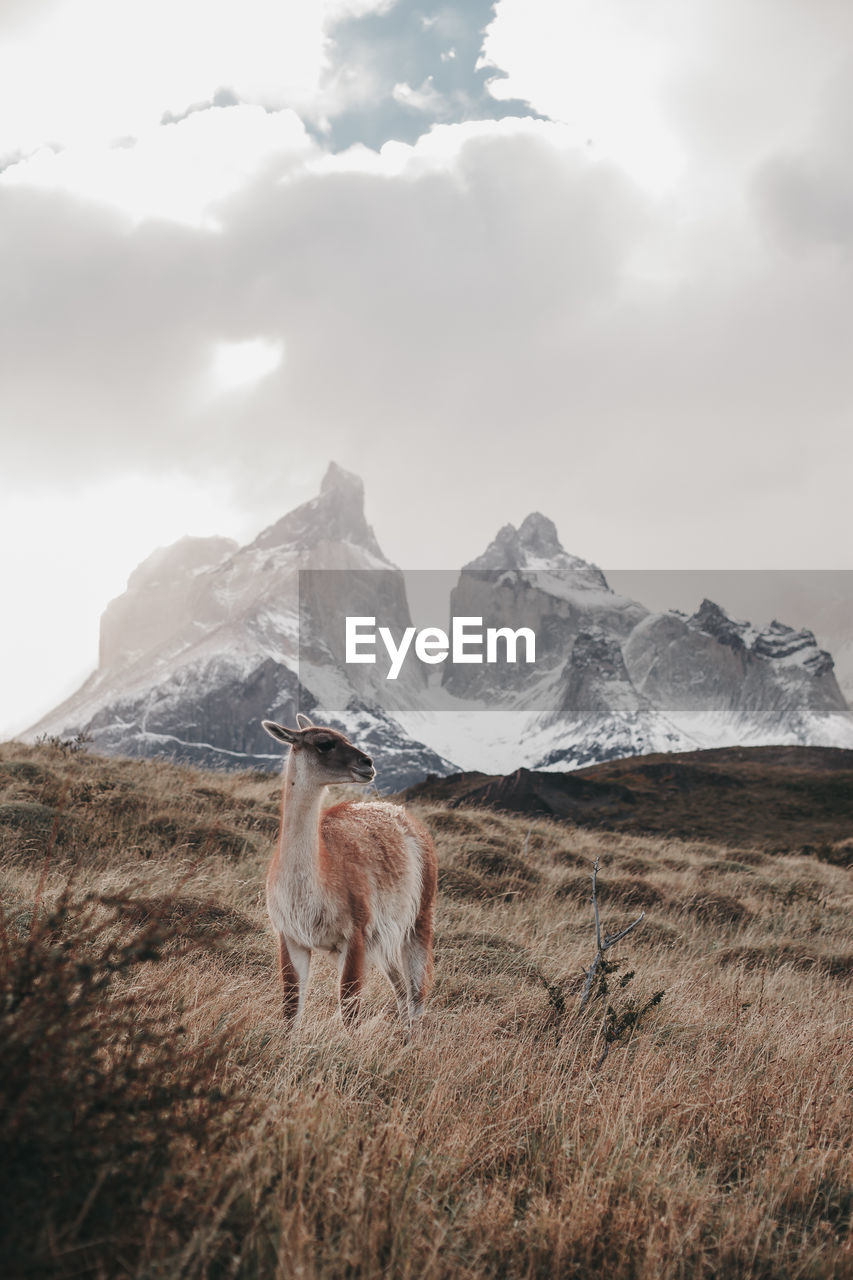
[262,713,437,1032]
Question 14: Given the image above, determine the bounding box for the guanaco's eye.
[315,739,335,753]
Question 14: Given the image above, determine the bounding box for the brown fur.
[339,929,365,1026]
[321,802,411,891]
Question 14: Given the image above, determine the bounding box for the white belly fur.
[266,829,423,966]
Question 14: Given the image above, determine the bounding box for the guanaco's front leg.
[278,934,310,1025]
[339,931,365,1028]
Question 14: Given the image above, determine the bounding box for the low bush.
[0,885,252,1277]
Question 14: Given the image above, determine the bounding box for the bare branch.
[578,859,647,1013]
[578,950,601,1012]
[592,856,602,953]
[577,858,665,1071]
[603,912,646,949]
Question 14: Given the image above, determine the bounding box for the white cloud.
[752,67,853,253]
[391,78,446,115]
[481,0,688,194]
[482,0,853,202]
[2,104,316,226]
[0,0,387,155]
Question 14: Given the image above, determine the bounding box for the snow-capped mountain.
[426,518,853,771]
[27,464,853,784]
[29,464,455,789]
[442,514,645,702]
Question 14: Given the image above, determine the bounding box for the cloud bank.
[2,0,853,736]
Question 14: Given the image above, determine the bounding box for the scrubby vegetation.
[1,739,851,1278]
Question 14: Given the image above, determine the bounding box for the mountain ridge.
[26,463,853,782]
[402,744,853,854]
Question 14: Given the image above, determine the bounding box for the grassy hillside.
[404,745,853,855]
[1,739,852,1278]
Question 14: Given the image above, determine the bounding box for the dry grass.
[1,739,852,1278]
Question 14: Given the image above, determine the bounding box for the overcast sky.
[2,0,852,735]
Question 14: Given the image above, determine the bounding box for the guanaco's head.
[262,713,376,787]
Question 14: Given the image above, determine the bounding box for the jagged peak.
[690,598,748,650]
[464,512,608,586]
[689,599,835,675]
[550,627,648,724]
[694,597,727,621]
[752,620,834,676]
[320,460,362,499]
[251,462,386,560]
[517,512,564,559]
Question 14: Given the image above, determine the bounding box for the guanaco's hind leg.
[401,931,432,1023]
[380,956,414,1030]
[402,862,435,1025]
[278,934,311,1025]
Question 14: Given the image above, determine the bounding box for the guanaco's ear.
[262,720,300,745]
[295,712,315,729]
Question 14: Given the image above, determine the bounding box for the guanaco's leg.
[339,931,366,1028]
[278,934,311,1025]
[402,866,435,1024]
[401,933,431,1023]
[382,956,414,1027]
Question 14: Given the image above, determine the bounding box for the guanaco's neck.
[276,753,326,881]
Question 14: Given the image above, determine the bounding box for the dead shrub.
[815,838,853,868]
[634,920,679,949]
[605,876,666,910]
[421,809,485,838]
[439,865,499,902]
[0,801,59,835]
[117,894,255,940]
[0,802,74,863]
[461,840,541,892]
[716,943,853,979]
[613,855,652,874]
[681,892,752,926]
[1,760,54,786]
[552,846,587,868]
[554,872,592,901]
[442,930,540,980]
[0,886,252,1277]
[139,815,255,859]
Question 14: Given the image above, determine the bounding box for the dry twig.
[578,856,646,1012]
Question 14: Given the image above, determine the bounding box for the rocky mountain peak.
[691,598,747,651]
[689,599,835,677]
[516,512,564,560]
[464,513,608,585]
[752,620,834,677]
[251,462,385,559]
[546,627,654,740]
[320,460,361,499]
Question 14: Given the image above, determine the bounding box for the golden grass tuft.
[1,741,851,1278]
